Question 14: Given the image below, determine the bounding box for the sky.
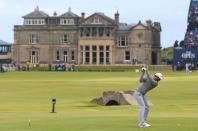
[0,0,190,47]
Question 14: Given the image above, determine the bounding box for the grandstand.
[0,40,12,64]
[173,0,198,69]
[184,0,198,47]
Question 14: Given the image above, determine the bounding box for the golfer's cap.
[155,73,163,80]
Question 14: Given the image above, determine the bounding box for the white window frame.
[30,34,38,44]
[30,51,39,64]
[125,51,131,61]
[61,34,70,44]
[63,34,68,43]
[118,36,128,47]
[60,19,74,25]
[24,19,45,25]
[92,17,102,24]
[71,50,75,61]
[56,50,60,61]
[63,51,68,63]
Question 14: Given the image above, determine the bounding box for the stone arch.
[105,100,120,106]
[91,91,151,106]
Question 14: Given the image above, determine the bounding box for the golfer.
[134,67,163,128]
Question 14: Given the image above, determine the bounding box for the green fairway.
[0,71,198,131]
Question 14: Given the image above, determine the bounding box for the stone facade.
[13,7,162,65]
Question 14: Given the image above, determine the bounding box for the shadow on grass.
[72,101,99,108]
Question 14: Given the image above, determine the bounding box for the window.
[80,46,84,64]
[80,46,83,51]
[85,46,90,51]
[92,16,101,24]
[94,17,99,23]
[56,51,60,61]
[105,28,111,37]
[24,19,45,25]
[85,28,90,37]
[30,51,39,64]
[99,46,104,64]
[125,51,130,61]
[71,51,75,61]
[106,46,110,51]
[139,44,142,48]
[30,34,38,44]
[70,19,74,25]
[80,28,84,37]
[85,46,90,64]
[92,46,97,51]
[118,36,128,47]
[99,27,104,37]
[41,20,44,24]
[106,52,110,64]
[106,46,110,64]
[100,52,104,64]
[92,27,97,37]
[64,19,67,24]
[99,46,104,51]
[0,46,10,54]
[62,34,68,43]
[92,46,97,64]
[60,19,74,25]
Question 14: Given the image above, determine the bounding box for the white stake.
[28,119,31,128]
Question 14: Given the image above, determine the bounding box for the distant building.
[0,40,12,64]
[13,7,161,65]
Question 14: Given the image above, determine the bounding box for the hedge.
[18,65,171,72]
[75,65,143,72]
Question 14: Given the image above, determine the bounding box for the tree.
[179,40,185,48]
[174,40,179,47]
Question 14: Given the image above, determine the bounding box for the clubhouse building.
[13,7,162,65]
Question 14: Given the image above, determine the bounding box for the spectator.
[65,64,68,71]
[55,64,58,71]
[72,64,75,71]
[57,64,62,71]
[0,64,2,72]
[176,61,181,70]
[62,64,66,71]
[17,64,21,71]
[172,64,175,72]
[48,64,52,71]
[26,61,30,71]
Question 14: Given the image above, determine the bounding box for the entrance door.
[152,51,158,65]
[30,51,39,64]
[63,51,68,63]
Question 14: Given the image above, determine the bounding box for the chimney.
[146,20,152,30]
[146,20,152,25]
[81,12,85,19]
[53,11,57,17]
[68,7,71,12]
[35,6,39,11]
[154,22,161,31]
[115,11,119,24]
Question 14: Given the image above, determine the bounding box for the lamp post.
[51,99,56,113]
